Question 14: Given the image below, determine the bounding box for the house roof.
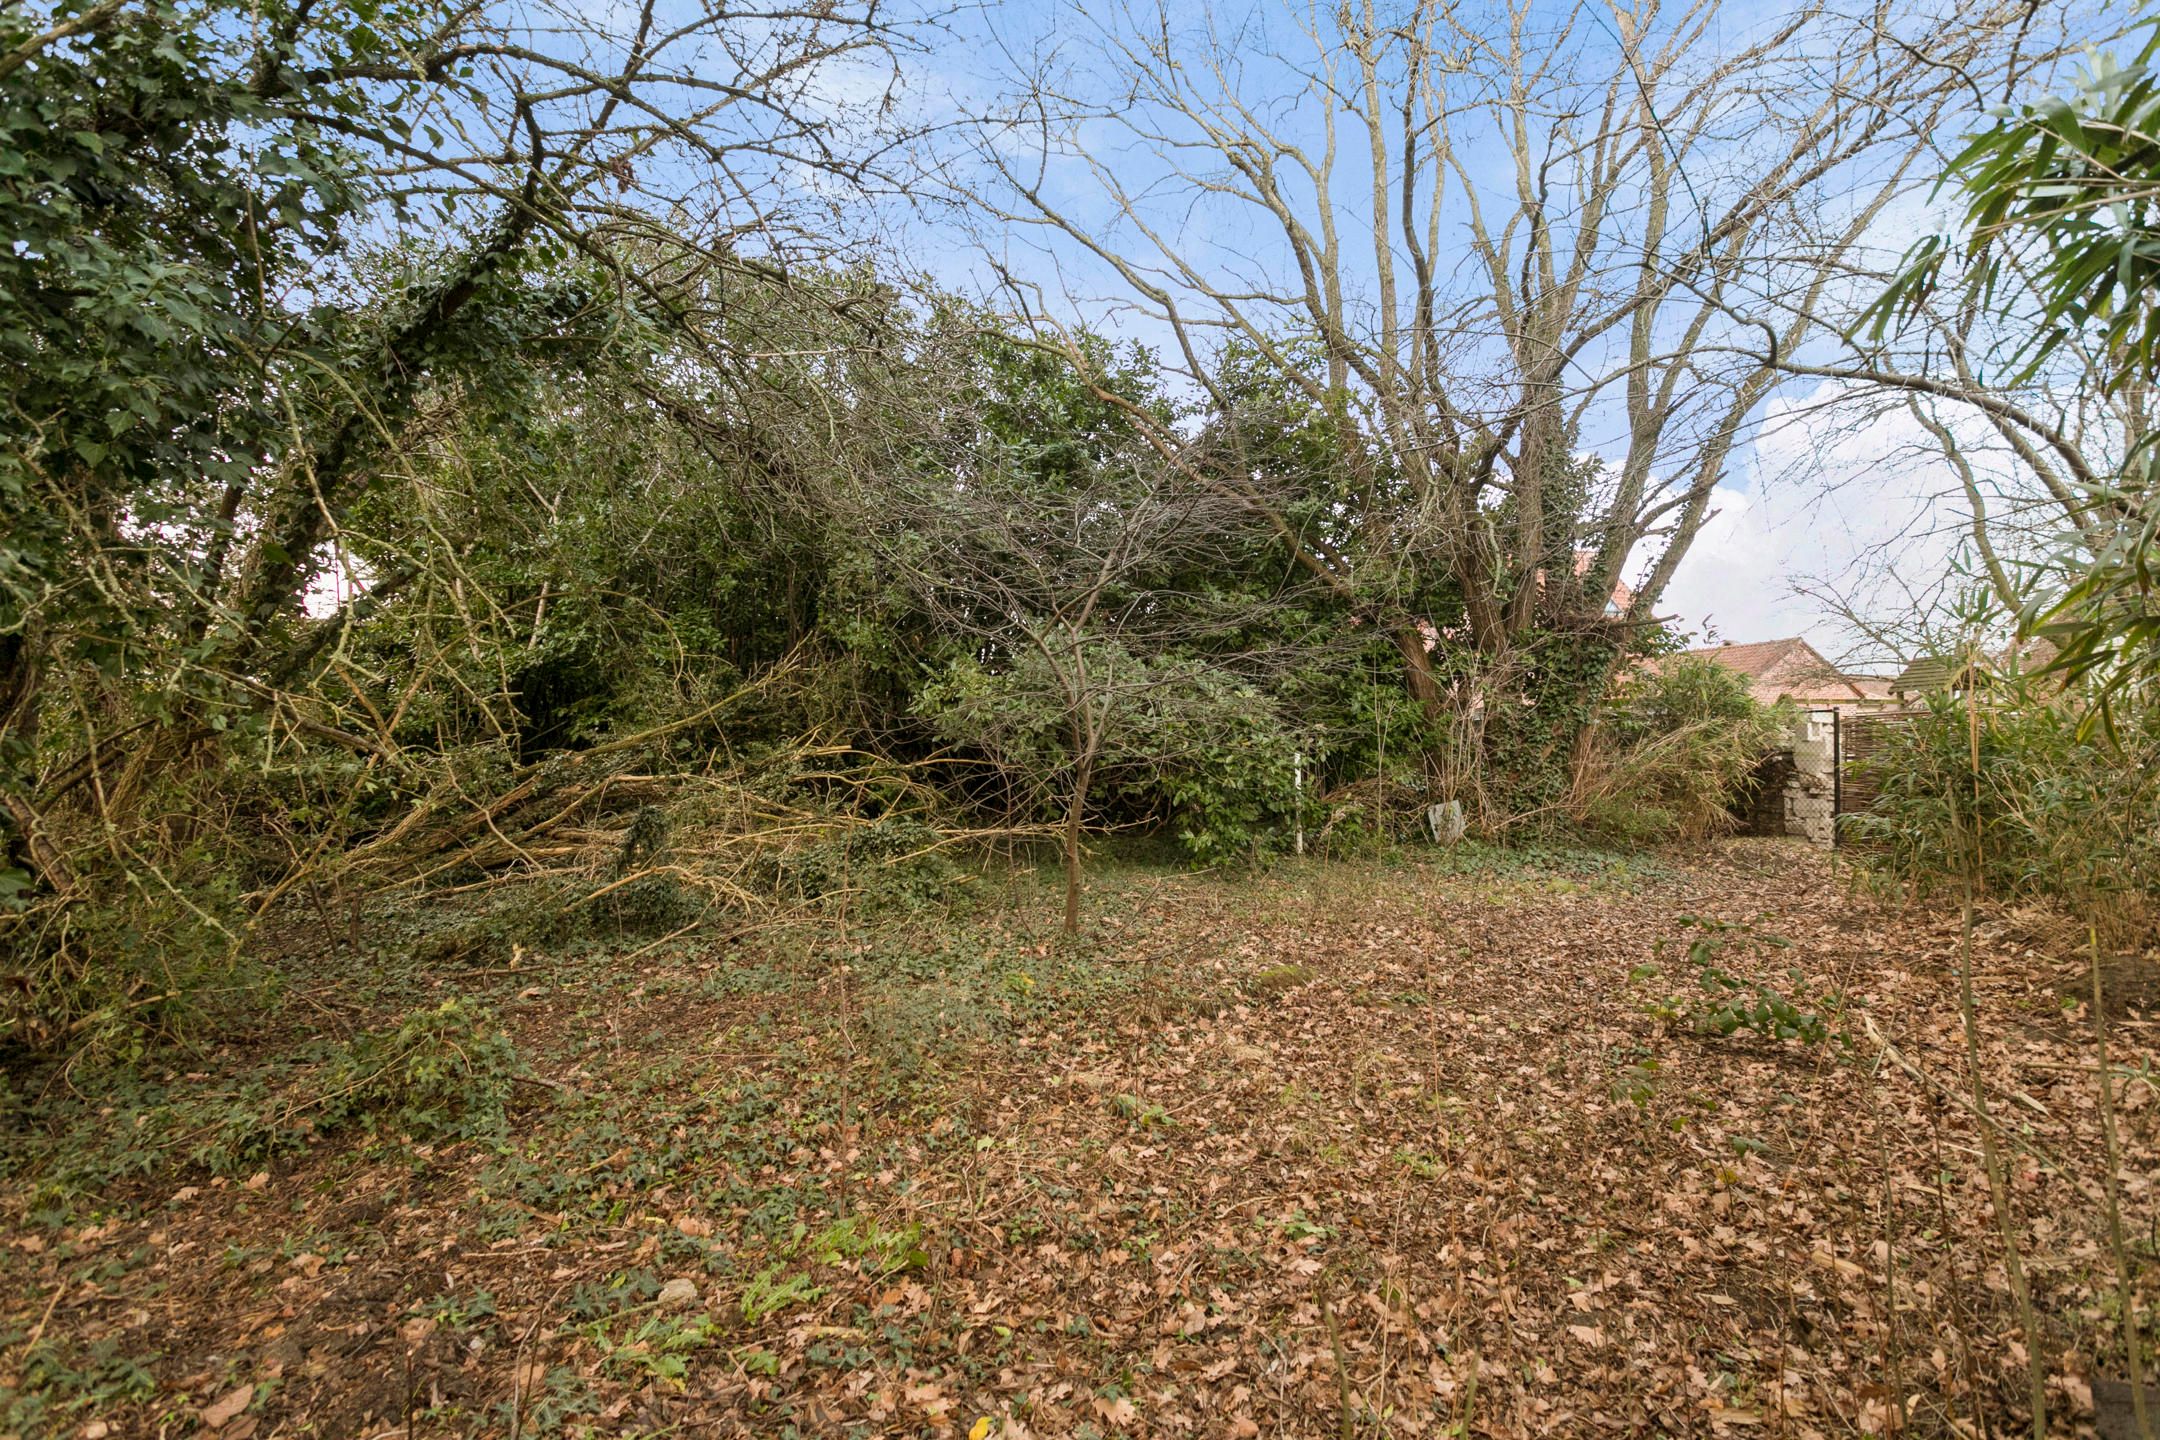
[1891,638,2059,695]
[1681,637,1881,707]
[1891,655,1962,694]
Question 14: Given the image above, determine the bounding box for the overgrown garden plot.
[3,841,2152,1438]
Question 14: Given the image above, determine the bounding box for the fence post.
[1292,750,1304,857]
[1831,707,1842,850]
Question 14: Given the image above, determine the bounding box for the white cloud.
[1654,382,1976,669]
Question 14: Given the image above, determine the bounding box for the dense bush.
[1112,666,1305,865]
[761,811,964,912]
[0,853,241,1064]
[4,997,519,1197]
[1848,685,2160,939]
[1570,655,1790,844]
[919,650,1307,867]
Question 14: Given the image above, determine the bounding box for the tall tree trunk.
[1389,622,1452,797]
[1388,624,1445,713]
[229,210,540,663]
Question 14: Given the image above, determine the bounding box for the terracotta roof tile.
[1675,637,1881,706]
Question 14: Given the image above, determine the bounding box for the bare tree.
[976,0,2054,810]
[1775,262,2150,643]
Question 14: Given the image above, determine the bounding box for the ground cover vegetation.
[3,846,2155,1438]
[1,0,2156,1436]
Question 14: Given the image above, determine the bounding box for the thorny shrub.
[316,997,520,1143]
[0,843,243,1065]
[0,689,481,1066]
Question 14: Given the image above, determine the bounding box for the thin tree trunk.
[1062,752,1094,936]
[1389,622,1452,796]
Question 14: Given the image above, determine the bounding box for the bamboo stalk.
[2090,923,2156,1440]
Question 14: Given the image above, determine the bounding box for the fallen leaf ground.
[3,839,2156,1438]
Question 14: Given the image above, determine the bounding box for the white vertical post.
[1293,749,1305,857]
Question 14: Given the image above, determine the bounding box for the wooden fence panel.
[1837,709,1923,831]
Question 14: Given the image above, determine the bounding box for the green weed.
[740,1264,824,1323]
[1109,1093,1170,1128]
[803,1214,928,1275]
[0,1334,159,1433]
[588,1312,714,1386]
[1639,917,1834,1044]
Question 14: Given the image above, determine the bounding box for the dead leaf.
[1093,1395,1137,1425]
[200,1383,253,1429]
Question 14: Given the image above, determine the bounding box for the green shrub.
[185,996,518,1171]
[762,811,963,913]
[1119,667,1303,865]
[585,871,706,936]
[1572,656,1788,843]
[920,649,1305,866]
[1849,685,2160,939]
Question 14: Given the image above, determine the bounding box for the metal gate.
[1743,707,1920,848]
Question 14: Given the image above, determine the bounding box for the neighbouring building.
[1666,637,1895,847]
[1678,637,1894,709]
[1889,637,2060,703]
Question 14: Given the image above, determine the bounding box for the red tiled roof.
[1677,638,1880,706]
